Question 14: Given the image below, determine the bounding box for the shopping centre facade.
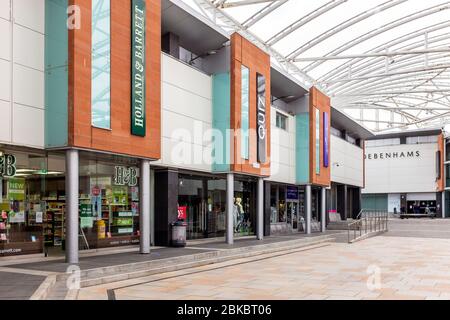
[362,129,447,217]
[1,0,369,261]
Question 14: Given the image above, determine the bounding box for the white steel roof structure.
[180,0,450,133]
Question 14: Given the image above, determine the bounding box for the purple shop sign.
[323,112,329,168]
[286,186,299,200]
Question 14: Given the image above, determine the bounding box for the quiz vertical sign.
[131,0,147,137]
[256,73,267,163]
[323,112,329,168]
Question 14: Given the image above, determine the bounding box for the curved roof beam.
[330,61,450,94]
[265,0,347,46]
[286,0,408,60]
[323,32,450,91]
[242,0,288,29]
[321,24,450,83]
[194,0,316,88]
[311,4,450,79]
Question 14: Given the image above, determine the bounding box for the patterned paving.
[77,236,450,300]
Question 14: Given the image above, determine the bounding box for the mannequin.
[233,198,239,232]
[234,197,244,233]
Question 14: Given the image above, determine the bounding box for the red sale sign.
[177,206,187,220]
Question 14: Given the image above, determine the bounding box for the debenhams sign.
[365,150,421,160]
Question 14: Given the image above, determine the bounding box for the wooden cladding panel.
[230,33,271,177]
[437,133,445,192]
[68,0,161,159]
[309,87,331,187]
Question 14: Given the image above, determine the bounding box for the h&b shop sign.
[0,154,17,177]
[131,0,147,137]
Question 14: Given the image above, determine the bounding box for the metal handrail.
[348,210,389,243]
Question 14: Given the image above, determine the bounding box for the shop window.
[278,186,286,223]
[270,185,278,223]
[91,0,111,129]
[78,155,140,249]
[0,151,53,257]
[331,127,342,138]
[178,176,205,240]
[276,112,288,131]
[178,175,226,240]
[234,180,256,236]
[346,135,356,145]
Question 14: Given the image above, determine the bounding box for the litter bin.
[171,220,187,247]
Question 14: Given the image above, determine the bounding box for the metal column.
[321,187,327,233]
[66,149,79,264]
[257,178,264,240]
[140,160,151,254]
[226,173,234,245]
[442,191,446,219]
[305,185,312,235]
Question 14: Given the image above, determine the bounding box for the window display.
[234,180,256,237]
[0,151,51,256]
[79,154,141,249]
[178,175,226,240]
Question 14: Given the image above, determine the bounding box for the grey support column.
[305,185,312,235]
[140,159,151,254]
[321,187,327,233]
[66,149,79,264]
[257,178,264,240]
[443,192,446,219]
[226,173,234,245]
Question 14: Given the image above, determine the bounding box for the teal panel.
[212,73,231,172]
[362,194,388,211]
[296,113,310,184]
[45,0,68,148]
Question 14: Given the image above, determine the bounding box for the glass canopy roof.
[180,0,450,133]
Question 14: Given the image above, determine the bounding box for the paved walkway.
[0,271,46,300]
[385,218,450,239]
[0,232,336,299]
[77,235,450,300]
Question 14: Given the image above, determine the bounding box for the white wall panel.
[13,64,44,109]
[407,193,436,201]
[162,54,211,100]
[0,59,11,101]
[268,109,296,185]
[0,18,11,60]
[162,81,211,124]
[12,104,44,147]
[363,143,439,194]
[331,135,364,187]
[0,0,45,149]
[157,54,213,172]
[0,100,11,142]
[14,23,44,71]
[388,193,401,213]
[13,0,45,33]
[0,0,10,21]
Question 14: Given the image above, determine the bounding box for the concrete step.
[42,234,336,299]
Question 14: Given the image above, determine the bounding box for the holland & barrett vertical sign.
[131,0,146,137]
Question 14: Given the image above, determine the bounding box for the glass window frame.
[91,0,112,130]
[241,65,250,160]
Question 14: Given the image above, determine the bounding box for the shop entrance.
[286,201,299,231]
